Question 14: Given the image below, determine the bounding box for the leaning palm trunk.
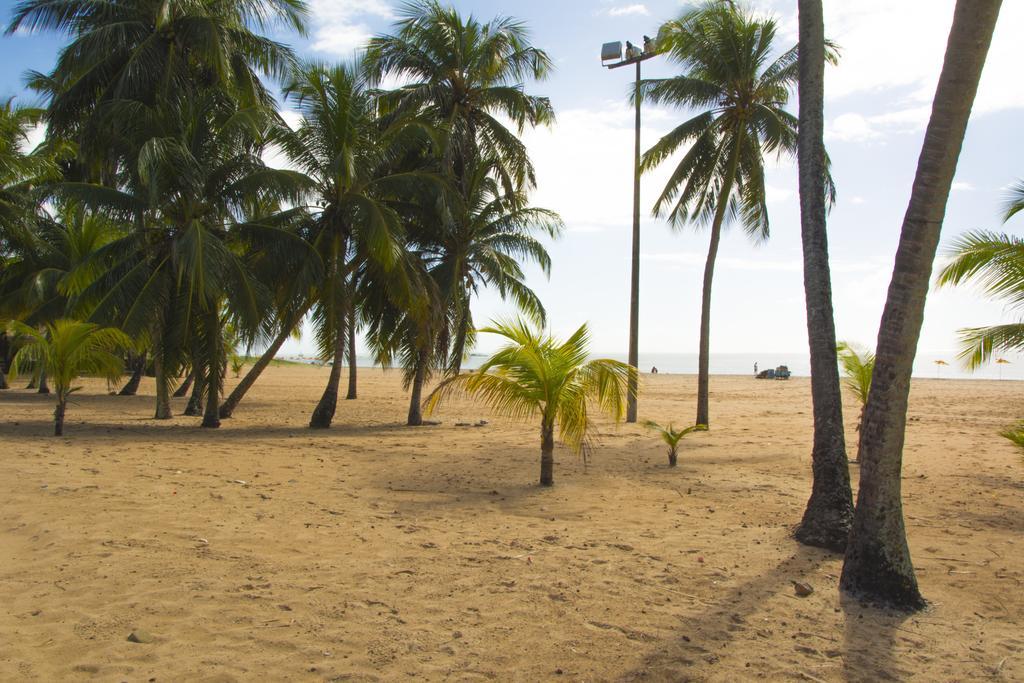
[221,312,303,418]
[184,372,206,416]
[840,0,1000,609]
[346,298,357,400]
[119,351,147,396]
[37,370,50,395]
[309,323,345,428]
[794,0,854,552]
[201,309,222,429]
[407,347,430,426]
[173,371,194,398]
[696,137,743,427]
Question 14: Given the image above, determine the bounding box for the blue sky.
[2,0,1023,365]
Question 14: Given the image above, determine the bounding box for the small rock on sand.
[791,581,814,597]
[127,629,155,643]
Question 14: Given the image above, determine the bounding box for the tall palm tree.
[280,60,433,429]
[793,0,853,553]
[7,0,307,138]
[417,157,562,376]
[424,318,635,486]
[7,319,130,435]
[364,0,554,189]
[840,0,1002,610]
[639,2,820,428]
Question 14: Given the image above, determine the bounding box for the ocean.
[283,350,1024,382]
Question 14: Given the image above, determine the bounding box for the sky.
[1,0,1023,366]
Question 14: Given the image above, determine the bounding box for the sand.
[0,365,1021,681]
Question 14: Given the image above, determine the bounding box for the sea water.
[285,350,1023,381]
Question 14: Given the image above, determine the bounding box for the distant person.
[651,366,658,374]
[754,362,758,375]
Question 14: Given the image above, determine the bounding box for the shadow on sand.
[619,543,917,682]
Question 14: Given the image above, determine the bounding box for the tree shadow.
[839,596,917,682]
[622,543,832,680]
[0,416,417,441]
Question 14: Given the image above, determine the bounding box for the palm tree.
[936,226,1024,367]
[72,95,311,426]
[416,157,562,376]
[836,341,874,433]
[639,2,821,428]
[0,98,63,392]
[645,421,707,467]
[424,318,636,486]
[7,0,307,138]
[6,319,130,435]
[364,0,554,189]
[840,0,1002,611]
[279,60,433,429]
[793,0,853,553]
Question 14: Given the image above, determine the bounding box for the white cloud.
[604,4,649,17]
[308,0,394,56]
[760,0,1024,142]
[825,106,932,142]
[519,105,675,232]
[951,181,974,192]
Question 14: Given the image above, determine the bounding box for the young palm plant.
[836,342,874,433]
[7,319,130,435]
[639,1,834,427]
[645,421,707,467]
[424,318,636,486]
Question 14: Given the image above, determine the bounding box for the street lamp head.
[601,41,623,64]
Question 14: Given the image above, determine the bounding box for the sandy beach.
[0,364,1021,681]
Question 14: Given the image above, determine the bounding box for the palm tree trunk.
[25,374,36,390]
[202,309,222,429]
[840,0,1000,610]
[540,420,555,486]
[174,371,193,398]
[793,0,854,553]
[184,372,206,416]
[221,315,299,418]
[0,333,9,390]
[54,397,66,437]
[118,351,147,396]
[450,306,469,375]
[668,448,678,468]
[406,346,430,426]
[37,370,50,395]
[346,297,357,400]
[154,353,172,419]
[309,322,346,429]
[696,135,744,427]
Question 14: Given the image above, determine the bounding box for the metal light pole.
[602,38,657,423]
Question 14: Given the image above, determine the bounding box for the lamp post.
[602,38,658,423]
